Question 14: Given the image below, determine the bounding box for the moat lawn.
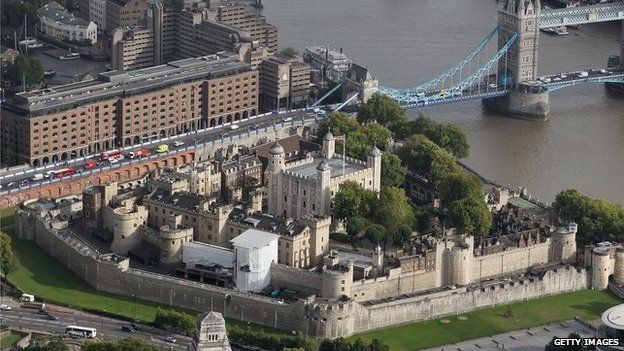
[2,207,280,334]
[354,289,621,350]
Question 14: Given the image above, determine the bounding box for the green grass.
[2,206,282,335]
[354,289,621,351]
[0,332,24,347]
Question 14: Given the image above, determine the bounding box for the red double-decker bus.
[99,148,124,161]
[45,167,74,179]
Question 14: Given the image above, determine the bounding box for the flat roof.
[507,197,543,210]
[603,304,624,330]
[3,52,250,117]
[230,229,279,249]
[287,156,367,179]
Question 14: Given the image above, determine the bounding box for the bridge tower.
[485,0,550,119]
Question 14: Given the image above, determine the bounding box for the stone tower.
[367,145,382,193]
[591,248,612,290]
[322,131,335,159]
[267,143,285,216]
[614,247,624,285]
[316,158,331,215]
[498,0,541,84]
[550,222,577,263]
[444,235,474,286]
[189,312,232,351]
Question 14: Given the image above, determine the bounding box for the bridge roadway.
[540,1,624,28]
[0,108,326,196]
[395,67,624,108]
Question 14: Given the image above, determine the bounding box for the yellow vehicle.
[156,144,169,153]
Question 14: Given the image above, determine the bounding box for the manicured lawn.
[5,218,282,335]
[0,208,15,235]
[0,332,24,347]
[354,289,621,351]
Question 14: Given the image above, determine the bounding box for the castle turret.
[592,248,613,290]
[444,235,474,286]
[551,222,577,263]
[267,143,285,216]
[108,204,149,255]
[316,158,331,215]
[614,247,624,285]
[367,145,382,193]
[372,245,384,276]
[321,259,353,298]
[322,131,335,159]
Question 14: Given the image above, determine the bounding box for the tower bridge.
[377,0,624,119]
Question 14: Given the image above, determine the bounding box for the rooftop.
[287,156,367,179]
[228,208,307,237]
[146,189,209,213]
[602,304,624,330]
[3,53,249,117]
[38,1,91,27]
[230,229,279,249]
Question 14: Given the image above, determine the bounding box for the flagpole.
[342,134,345,176]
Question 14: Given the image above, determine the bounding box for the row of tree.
[319,338,389,351]
[152,308,195,335]
[553,189,624,243]
[228,326,317,351]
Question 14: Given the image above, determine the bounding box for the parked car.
[173,141,184,147]
[164,337,177,343]
[31,173,44,181]
[121,324,135,333]
[46,314,59,320]
[0,304,11,310]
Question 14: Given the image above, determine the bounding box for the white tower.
[267,143,285,216]
[316,158,331,215]
[367,145,382,192]
[322,131,335,159]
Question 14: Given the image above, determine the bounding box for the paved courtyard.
[421,319,596,351]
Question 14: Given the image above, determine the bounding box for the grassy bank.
[0,332,24,347]
[354,289,620,350]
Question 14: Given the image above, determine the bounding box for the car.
[31,173,44,181]
[19,180,29,188]
[156,144,169,153]
[560,74,567,79]
[416,92,426,98]
[271,109,279,115]
[6,182,15,188]
[0,304,11,310]
[600,69,609,74]
[578,71,589,78]
[282,116,293,122]
[108,158,118,164]
[553,77,562,81]
[36,310,48,316]
[489,83,497,89]
[542,77,551,83]
[121,324,135,333]
[164,337,177,343]
[129,323,142,331]
[85,161,98,169]
[173,141,184,147]
[227,124,240,130]
[45,314,59,320]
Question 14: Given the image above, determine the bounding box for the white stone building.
[38,1,98,44]
[189,312,231,351]
[267,132,381,218]
[230,229,279,293]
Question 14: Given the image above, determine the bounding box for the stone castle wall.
[351,266,588,334]
[471,240,551,280]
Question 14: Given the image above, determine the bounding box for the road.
[0,296,192,350]
[0,108,327,194]
[421,319,597,351]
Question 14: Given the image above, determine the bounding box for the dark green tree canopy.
[381,152,407,188]
[438,171,483,206]
[357,93,408,133]
[332,181,377,222]
[444,197,492,236]
[8,55,44,84]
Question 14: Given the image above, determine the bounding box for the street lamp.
[101,309,105,339]
[132,293,136,322]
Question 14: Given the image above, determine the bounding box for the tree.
[404,115,470,158]
[346,217,369,237]
[399,139,461,188]
[332,181,377,222]
[381,152,406,188]
[553,189,624,243]
[153,308,195,334]
[0,232,15,276]
[438,171,483,206]
[366,224,386,245]
[373,187,413,234]
[318,112,360,139]
[80,340,117,351]
[7,55,44,84]
[393,225,412,248]
[368,339,390,351]
[357,93,408,134]
[117,338,160,351]
[24,337,69,351]
[444,197,492,236]
[279,47,299,58]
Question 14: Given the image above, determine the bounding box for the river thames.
[262,0,624,204]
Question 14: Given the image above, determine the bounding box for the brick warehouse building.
[1,53,258,167]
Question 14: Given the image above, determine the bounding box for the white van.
[20,293,35,302]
